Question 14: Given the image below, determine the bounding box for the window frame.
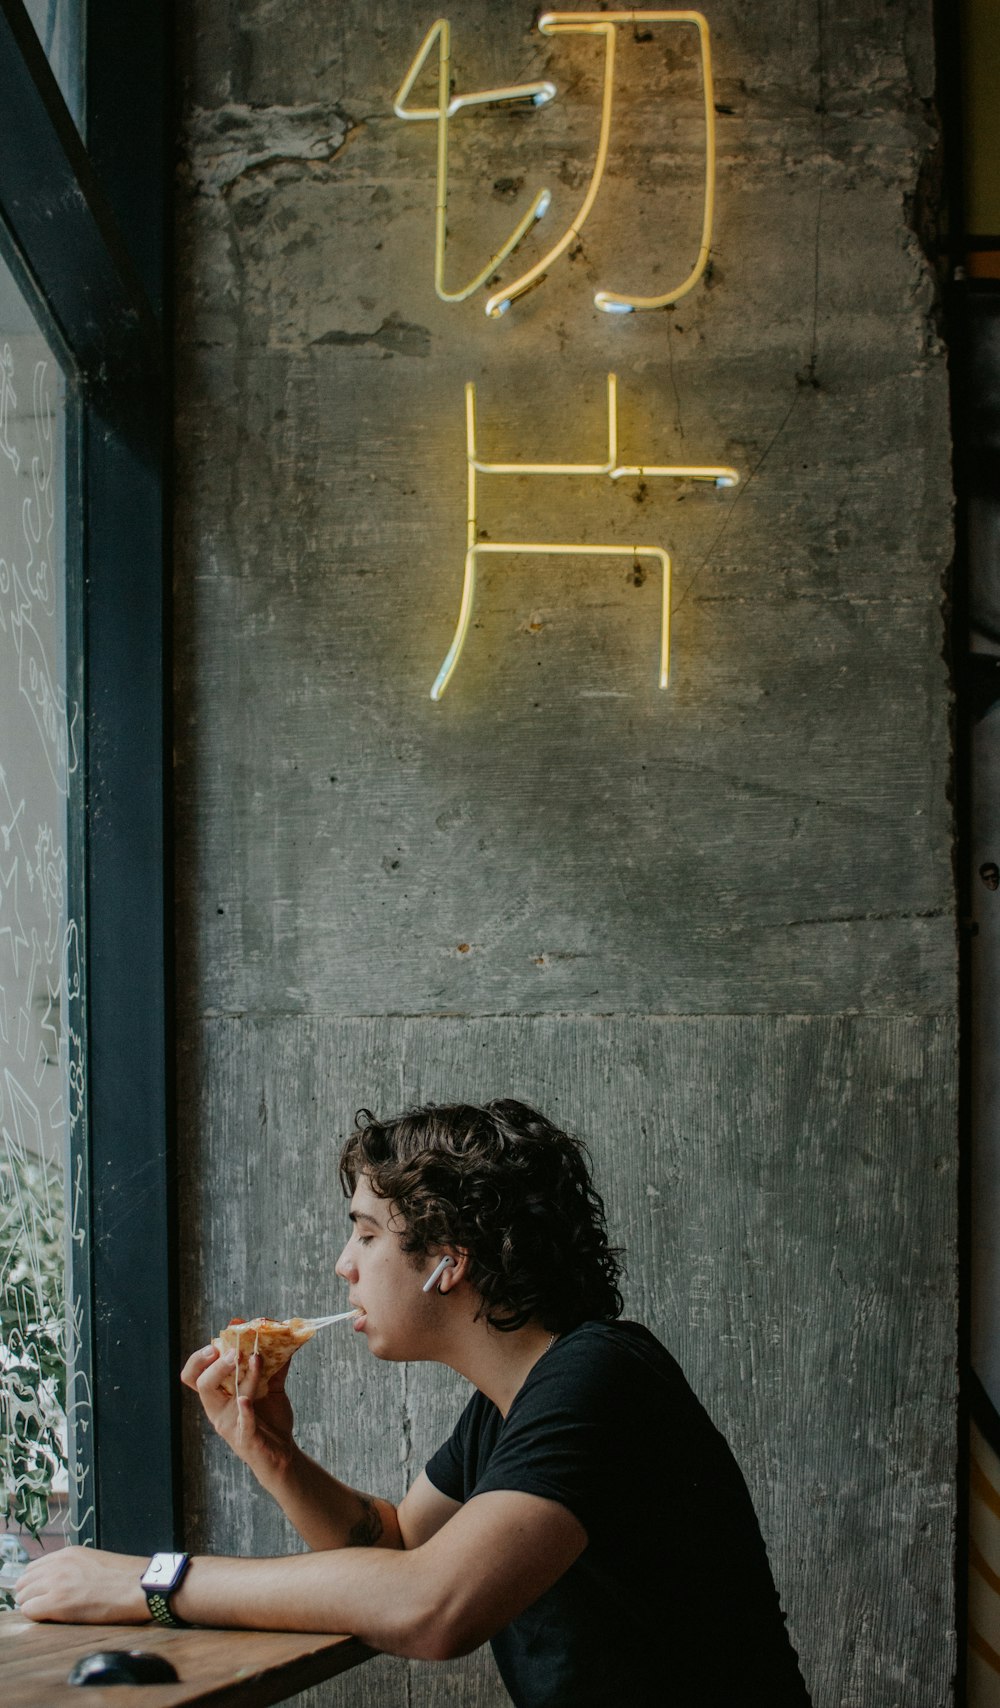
[0,0,177,1551]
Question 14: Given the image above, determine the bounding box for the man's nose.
[335,1244,356,1280]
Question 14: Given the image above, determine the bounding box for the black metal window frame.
[0,0,177,1550]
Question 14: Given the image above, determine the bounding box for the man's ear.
[422,1250,468,1293]
[437,1248,469,1292]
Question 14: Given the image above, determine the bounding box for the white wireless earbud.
[422,1255,455,1294]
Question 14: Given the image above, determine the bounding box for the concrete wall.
[967,290,1000,1703]
[174,4,957,1703]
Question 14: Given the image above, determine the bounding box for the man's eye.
[358,1234,374,1246]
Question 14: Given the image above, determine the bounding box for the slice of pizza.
[211,1316,319,1398]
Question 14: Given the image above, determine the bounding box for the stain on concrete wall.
[175,4,956,1702]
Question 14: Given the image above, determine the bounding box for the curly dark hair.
[339,1099,624,1334]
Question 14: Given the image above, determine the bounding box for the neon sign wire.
[430,374,738,700]
[393,11,716,317]
[392,17,556,304]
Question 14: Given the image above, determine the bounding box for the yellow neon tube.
[611,462,736,484]
[431,372,739,698]
[484,10,715,318]
[470,373,738,487]
[542,11,715,314]
[465,379,478,553]
[484,20,616,318]
[393,18,556,304]
[431,543,672,700]
[433,382,483,702]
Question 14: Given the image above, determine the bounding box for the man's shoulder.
[525,1318,692,1416]
[553,1318,680,1378]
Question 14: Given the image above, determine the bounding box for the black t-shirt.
[425,1320,811,1708]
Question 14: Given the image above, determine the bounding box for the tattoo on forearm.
[347,1495,384,1547]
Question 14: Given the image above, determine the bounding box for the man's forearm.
[258,1447,402,1552]
[16,1488,583,1665]
[171,1547,438,1659]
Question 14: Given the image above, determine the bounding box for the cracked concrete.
[182,101,353,194]
[311,313,431,357]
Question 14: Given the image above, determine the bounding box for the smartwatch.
[140,1552,192,1628]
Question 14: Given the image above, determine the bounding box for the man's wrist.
[255,1439,306,1495]
[140,1553,192,1627]
[170,1556,198,1626]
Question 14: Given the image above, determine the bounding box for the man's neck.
[443,1318,560,1417]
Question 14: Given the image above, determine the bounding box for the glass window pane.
[0,247,90,1595]
[21,0,84,133]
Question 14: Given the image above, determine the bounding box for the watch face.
[141,1553,188,1590]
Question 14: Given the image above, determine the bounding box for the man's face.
[334,1173,444,1360]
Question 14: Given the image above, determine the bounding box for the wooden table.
[0,1610,372,1707]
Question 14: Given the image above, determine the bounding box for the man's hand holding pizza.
[181,1342,403,1554]
[181,1344,297,1490]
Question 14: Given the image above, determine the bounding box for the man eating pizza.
[15,1098,812,1706]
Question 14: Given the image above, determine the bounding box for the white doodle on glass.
[0,345,20,474]
[0,858,30,982]
[23,364,55,614]
[12,566,78,794]
[0,765,31,867]
[0,312,87,1558]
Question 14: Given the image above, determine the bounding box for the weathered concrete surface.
[174,4,952,1021]
[174,2,956,1703]
[174,348,951,1019]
